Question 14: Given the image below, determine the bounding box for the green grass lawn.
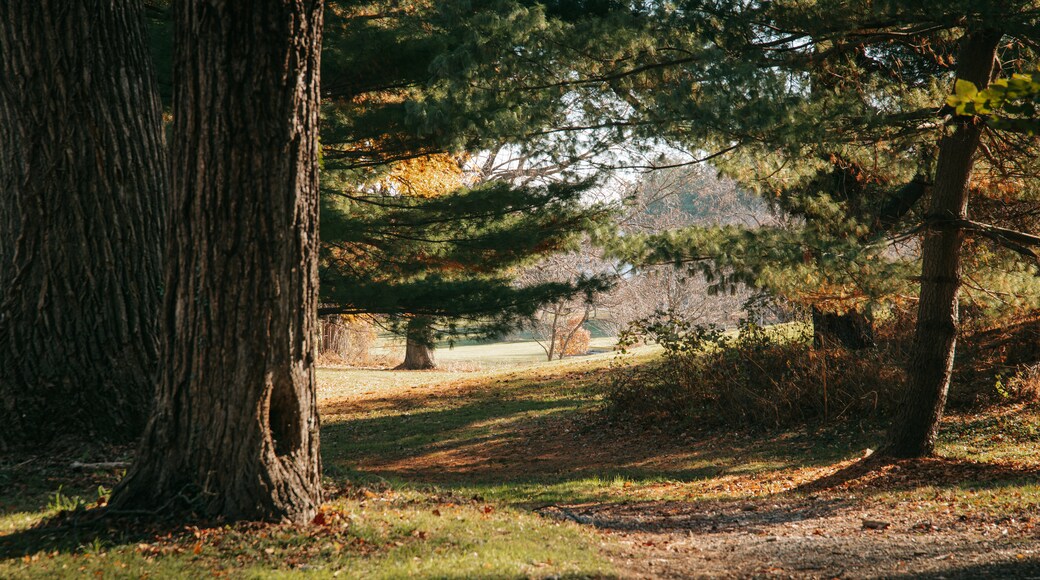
[4,339,1040,578]
[371,335,622,367]
[318,336,633,400]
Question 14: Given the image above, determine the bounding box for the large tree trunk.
[0,1,166,449]
[396,316,436,370]
[885,30,1001,458]
[109,0,325,522]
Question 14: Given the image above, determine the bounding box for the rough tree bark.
[884,29,1001,458]
[0,1,166,449]
[109,0,325,522]
[396,316,437,370]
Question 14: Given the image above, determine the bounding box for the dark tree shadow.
[794,454,1040,495]
[889,558,1040,579]
[0,509,193,558]
[793,454,894,493]
[536,496,853,534]
[319,363,883,503]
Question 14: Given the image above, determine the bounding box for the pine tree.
[316,1,618,368]
[319,178,613,368]
[0,0,167,449]
[585,1,1040,457]
[445,1,1040,455]
[887,29,1003,457]
[110,0,324,522]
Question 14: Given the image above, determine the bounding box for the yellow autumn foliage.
[384,153,468,198]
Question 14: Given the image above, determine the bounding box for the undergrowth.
[610,307,1040,432]
[950,314,1040,406]
[608,309,906,430]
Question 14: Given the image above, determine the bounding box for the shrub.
[609,309,905,430]
[561,316,592,356]
[949,315,1040,406]
[317,315,377,366]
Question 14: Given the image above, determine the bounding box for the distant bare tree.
[518,165,776,347]
[620,164,773,230]
[608,164,777,331]
[519,251,612,360]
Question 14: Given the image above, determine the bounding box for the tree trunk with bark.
[396,317,436,370]
[884,30,1001,458]
[0,1,166,449]
[109,0,325,523]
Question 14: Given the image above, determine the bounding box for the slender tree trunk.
[545,307,562,361]
[885,30,1001,458]
[396,316,436,370]
[0,1,166,449]
[110,0,325,522]
[557,305,591,360]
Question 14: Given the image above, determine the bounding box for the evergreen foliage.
[316,1,619,347]
[557,1,1040,455]
[319,179,613,338]
[417,0,1040,451]
[414,1,1040,320]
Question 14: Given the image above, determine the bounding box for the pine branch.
[920,216,1040,260]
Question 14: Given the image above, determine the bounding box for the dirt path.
[546,496,1040,578]
[322,365,1040,579]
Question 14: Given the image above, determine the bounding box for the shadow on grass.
[318,363,890,507]
[0,445,130,515]
[0,509,187,559]
[535,496,853,533]
[796,454,1040,495]
[322,396,587,462]
[319,356,1040,512]
[9,358,1039,564]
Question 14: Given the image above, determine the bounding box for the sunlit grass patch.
[939,402,1040,465]
[0,484,613,579]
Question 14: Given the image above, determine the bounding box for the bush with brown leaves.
[609,311,906,430]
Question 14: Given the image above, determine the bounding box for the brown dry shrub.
[610,307,1040,431]
[562,317,592,356]
[367,351,405,369]
[949,315,1040,407]
[609,312,906,430]
[317,316,377,366]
